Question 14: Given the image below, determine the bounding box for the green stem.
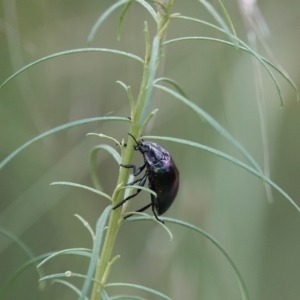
[90,52,151,300]
[90,4,173,299]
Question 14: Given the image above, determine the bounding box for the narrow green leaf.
[0,49,143,89]
[88,0,129,43]
[128,216,249,300]
[37,248,92,269]
[140,108,159,131]
[0,226,45,293]
[135,0,158,23]
[143,136,300,213]
[0,226,35,260]
[124,212,173,241]
[90,145,121,191]
[173,15,298,100]
[165,217,248,300]
[140,36,161,126]
[79,205,111,300]
[217,0,238,46]
[163,36,284,105]
[154,77,189,98]
[99,289,110,300]
[106,283,171,300]
[154,85,263,174]
[53,279,89,300]
[116,80,135,111]
[111,295,146,300]
[87,133,121,147]
[0,252,54,299]
[197,0,238,48]
[50,181,112,201]
[118,1,134,40]
[0,116,129,171]
[74,214,95,241]
[40,272,100,285]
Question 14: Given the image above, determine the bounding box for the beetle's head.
[128,133,144,150]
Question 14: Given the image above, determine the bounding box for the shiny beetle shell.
[113,134,179,223]
[138,141,179,215]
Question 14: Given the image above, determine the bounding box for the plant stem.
[90,3,173,298]
[90,49,151,300]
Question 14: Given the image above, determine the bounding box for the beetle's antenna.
[128,133,139,145]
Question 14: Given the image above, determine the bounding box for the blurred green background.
[1,0,300,299]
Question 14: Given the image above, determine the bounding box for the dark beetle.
[113,134,179,223]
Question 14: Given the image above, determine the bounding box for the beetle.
[113,133,179,223]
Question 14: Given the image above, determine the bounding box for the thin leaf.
[128,216,249,300]
[111,295,146,300]
[0,116,129,171]
[154,77,189,98]
[90,145,121,191]
[40,272,100,285]
[140,36,161,126]
[88,0,129,43]
[124,212,173,241]
[135,0,158,23]
[87,133,121,147]
[37,248,92,269]
[173,15,298,100]
[163,36,284,105]
[0,226,35,260]
[217,0,238,46]
[100,289,110,300]
[74,214,95,241]
[154,84,263,174]
[79,205,112,300]
[118,1,134,40]
[143,135,300,213]
[140,108,159,131]
[53,279,89,300]
[197,0,238,48]
[0,48,143,89]
[50,181,112,201]
[106,283,171,300]
[0,226,45,291]
[102,255,121,287]
[116,80,135,111]
[0,252,54,299]
[164,217,248,300]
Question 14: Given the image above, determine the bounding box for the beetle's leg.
[113,174,147,209]
[120,162,146,176]
[124,202,164,223]
[151,200,164,224]
[124,203,152,220]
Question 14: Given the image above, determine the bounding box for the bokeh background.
[1,0,300,299]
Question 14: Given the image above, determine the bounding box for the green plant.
[0,1,299,299]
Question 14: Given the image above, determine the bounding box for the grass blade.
[0,116,129,171]
[106,283,171,300]
[79,205,111,300]
[0,48,143,89]
[0,252,53,298]
[154,84,263,174]
[173,15,298,100]
[53,280,89,300]
[197,0,238,48]
[37,248,92,269]
[50,181,112,201]
[88,0,129,43]
[140,36,160,126]
[143,135,300,213]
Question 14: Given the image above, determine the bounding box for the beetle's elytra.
[113,133,179,223]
